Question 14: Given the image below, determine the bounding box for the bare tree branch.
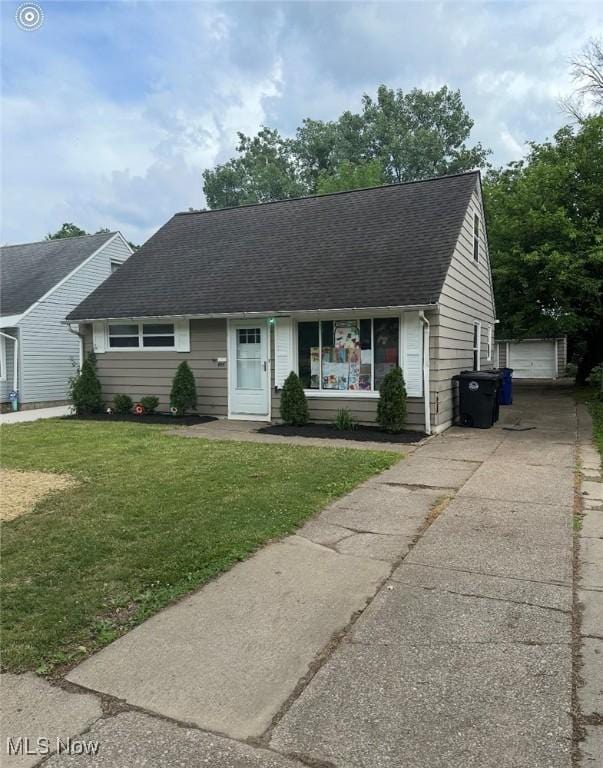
[570,38,603,107]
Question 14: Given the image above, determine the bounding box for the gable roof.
[68,172,479,321]
[1,232,118,317]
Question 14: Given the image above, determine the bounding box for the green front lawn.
[576,387,603,455]
[590,399,603,455]
[1,420,398,674]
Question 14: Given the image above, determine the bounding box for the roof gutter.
[66,303,439,324]
[0,330,19,397]
[419,311,431,435]
[66,322,85,370]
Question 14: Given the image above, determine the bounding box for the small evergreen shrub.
[113,394,133,414]
[280,372,309,426]
[140,396,159,415]
[69,352,103,415]
[170,361,197,415]
[334,408,356,431]
[377,367,407,433]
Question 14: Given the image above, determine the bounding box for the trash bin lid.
[459,370,501,380]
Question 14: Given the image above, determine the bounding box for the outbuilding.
[495,337,567,380]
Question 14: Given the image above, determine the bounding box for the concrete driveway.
[3,384,592,767]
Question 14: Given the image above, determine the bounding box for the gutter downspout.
[419,311,431,435]
[66,322,85,370]
[0,330,19,406]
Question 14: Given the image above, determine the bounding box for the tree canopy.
[484,115,603,381]
[202,85,488,209]
[46,223,138,250]
[46,223,87,240]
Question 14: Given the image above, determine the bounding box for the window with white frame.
[473,321,481,371]
[473,213,480,262]
[297,318,399,392]
[110,260,122,273]
[108,322,175,349]
[486,324,493,361]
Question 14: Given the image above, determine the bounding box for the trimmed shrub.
[69,352,103,415]
[377,367,407,433]
[334,408,356,431]
[113,394,133,414]
[170,361,197,415]
[280,371,309,426]
[140,396,159,415]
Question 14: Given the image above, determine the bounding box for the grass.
[575,386,603,455]
[0,420,398,674]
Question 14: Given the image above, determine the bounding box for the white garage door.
[509,341,556,379]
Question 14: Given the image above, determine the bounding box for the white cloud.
[1,1,602,247]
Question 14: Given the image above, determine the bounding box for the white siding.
[430,185,496,429]
[17,236,132,404]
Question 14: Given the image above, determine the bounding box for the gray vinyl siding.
[83,319,228,416]
[0,329,18,403]
[557,337,567,374]
[430,185,496,429]
[18,235,131,405]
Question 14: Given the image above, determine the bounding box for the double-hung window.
[297,318,399,392]
[108,322,175,350]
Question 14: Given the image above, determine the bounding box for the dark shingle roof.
[68,173,478,321]
[1,232,117,316]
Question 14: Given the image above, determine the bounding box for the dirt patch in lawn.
[1,469,77,521]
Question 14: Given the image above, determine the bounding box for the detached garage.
[496,337,567,380]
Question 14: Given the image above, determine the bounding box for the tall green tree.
[45,223,138,250]
[316,160,386,195]
[47,223,87,240]
[484,115,603,382]
[361,85,488,183]
[202,127,306,209]
[202,85,488,208]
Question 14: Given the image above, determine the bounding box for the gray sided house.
[0,232,133,409]
[68,172,495,434]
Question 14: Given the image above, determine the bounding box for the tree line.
[50,40,603,382]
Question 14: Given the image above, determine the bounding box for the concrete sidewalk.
[2,385,580,767]
[0,405,71,424]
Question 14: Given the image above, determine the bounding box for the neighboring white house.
[0,232,133,410]
[495,337,567,380]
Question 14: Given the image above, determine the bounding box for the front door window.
[236,328,262,389]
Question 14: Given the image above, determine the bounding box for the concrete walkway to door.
[2,385,578,768]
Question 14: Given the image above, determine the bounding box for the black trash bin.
[453,370,500,429]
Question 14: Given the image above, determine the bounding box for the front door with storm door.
[229,323,270,418]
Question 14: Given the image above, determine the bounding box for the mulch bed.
[258,423,425,444]
[63,413,217,426]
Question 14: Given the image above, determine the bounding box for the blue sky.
[2,0,602,246]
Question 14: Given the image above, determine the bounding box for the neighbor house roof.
[1,232,117,317]
[68,172,479,321]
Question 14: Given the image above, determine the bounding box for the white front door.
[228,322,270,418]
